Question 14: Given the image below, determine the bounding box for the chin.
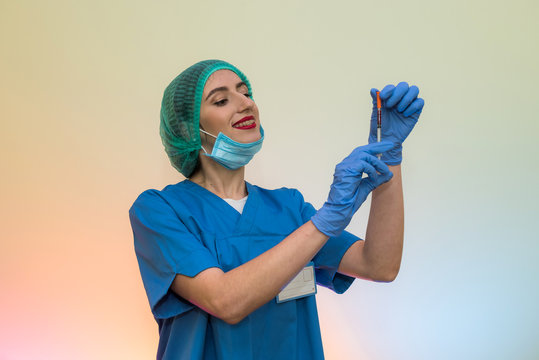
[242,134,261,143]
[235,128,262,143]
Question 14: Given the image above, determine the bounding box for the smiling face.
[199,70,261,149]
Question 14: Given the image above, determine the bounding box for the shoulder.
[129,181,190,215]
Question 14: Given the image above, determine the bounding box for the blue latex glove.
[311,141,396,238]
[369,82,425,165]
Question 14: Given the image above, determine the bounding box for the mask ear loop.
[199,128,217,154]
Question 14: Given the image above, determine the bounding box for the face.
[199,70,261,149]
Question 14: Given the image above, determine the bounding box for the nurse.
[129,59,424,360]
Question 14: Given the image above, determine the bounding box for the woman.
[129,59,424,360]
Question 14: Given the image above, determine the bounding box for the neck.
[189,153,247,200]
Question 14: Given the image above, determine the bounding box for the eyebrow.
[205,81,248,101]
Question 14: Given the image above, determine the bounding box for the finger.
[370,88,379,104]
[355,141,396,156]
[362,154,391,175]
[397,85,419,113]
[338,153,379,179]
[374,170,394,186]
[365,165,393,187]
[385,82,409,108]
[360,161,378,180]
[403,98,425,117]
[358,177,376,195]
[379,84,395,101]
[351,179,373,213]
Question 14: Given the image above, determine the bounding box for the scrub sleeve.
[129,190,222,319]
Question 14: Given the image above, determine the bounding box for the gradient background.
[1,0,538,359]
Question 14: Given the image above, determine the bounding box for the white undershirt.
[223,195,248,214]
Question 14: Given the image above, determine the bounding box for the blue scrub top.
[129,180,361,360]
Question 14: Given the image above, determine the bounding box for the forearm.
[223,221,327,322]
[174,220,328,324]
[364,164,404,281]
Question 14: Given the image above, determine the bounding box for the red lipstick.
[232,115,256,129]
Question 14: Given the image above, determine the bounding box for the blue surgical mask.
[199,127,264,170]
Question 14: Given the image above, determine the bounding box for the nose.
[237,93,254,113]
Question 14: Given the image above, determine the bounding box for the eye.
[244,93,252,98]
[214,99,228,106]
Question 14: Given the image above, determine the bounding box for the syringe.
[376,91,382,159]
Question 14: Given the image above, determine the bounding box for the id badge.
[276,262,317,303]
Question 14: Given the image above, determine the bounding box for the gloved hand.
[311,141,396,238]
[369,82,425,165]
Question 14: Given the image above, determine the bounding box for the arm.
[172,142,395,324]
[338,164,403,282]
[339,81,424,282]
[171,220,328,325]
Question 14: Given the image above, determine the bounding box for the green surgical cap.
[160,59,253,177]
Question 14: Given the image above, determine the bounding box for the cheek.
[200,107,228,132]
[200,106,217,125]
